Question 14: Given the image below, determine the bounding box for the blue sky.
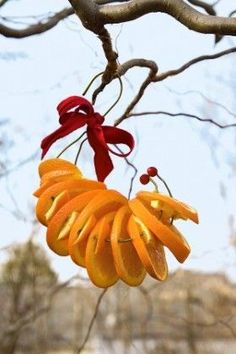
[0,0,236,281]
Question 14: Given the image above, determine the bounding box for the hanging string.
[82,72,104,96]
[104,75,123,116]
[82,71,123,117]
[74,138,88,165]
[57,131,87,158]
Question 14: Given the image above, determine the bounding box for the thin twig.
[164,86,236,119]
[0,150,38,178]
[76,288,108,354]
[114,144,138,199]
[126,110,236,129]
[155,47,236,82]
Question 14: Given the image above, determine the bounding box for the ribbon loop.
[41,96,135,181]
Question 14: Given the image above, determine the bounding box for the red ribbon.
[41,96,135,182]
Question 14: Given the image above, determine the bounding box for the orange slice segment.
[137,191,199,224]
[68,214,97,267]
[128,215,168,281]
[111,205,146,286]
[38,158,80,177]
[129,198,191,263]
[46,190,103,256]
[44,190,70,225]
[35,179,106,225]
[95,211,116,254]
[86,221,119,288]
[72,190,127,244]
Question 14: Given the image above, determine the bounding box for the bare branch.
[114,59,158,124]
[68,0,102,33]
[113,47,236,125]
[187,0,216,16]
[187,0,223,42]
[92,58,157,104]
[97,27,118,81]
[155,46,236,82]
[5,275,80,335]
[75,288,107,354]
[165,86,236,119]
[229,10,236,18]
[117,58,158,76]
[0,150,38,179]
[68,0,118,87]
[99,0,236,36]
[121,110,236,129]
[0,0,9,8]
[0,7,74,38]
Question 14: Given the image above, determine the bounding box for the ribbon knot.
[41,96,135,182]
[87,112,104,128]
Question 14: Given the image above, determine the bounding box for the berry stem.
[150,178,159,192]
[157,174,173,198]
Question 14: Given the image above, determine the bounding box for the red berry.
[147,166,158,177]
[140,174,150,185]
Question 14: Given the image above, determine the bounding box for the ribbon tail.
[41,116,86,159]
[94,149,113,182]
[102,126,135,157]
[87,128,113,182]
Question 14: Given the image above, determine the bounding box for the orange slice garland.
[34,158,199,288]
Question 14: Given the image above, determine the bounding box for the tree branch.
[68,0,102,33]
[113,59,158,123]
[155,46,236,82]
[113,47,236,125]
[118,110,236,129]
[0,0,9,8]
[187,0,223,42]
[68,0,118,86]
[75,288,107,354]
[99,0,236,36]
[0,7,74,38]
[117,58,158,76]
[187,0,216,16]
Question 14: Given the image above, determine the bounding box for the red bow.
[41,96,135,182]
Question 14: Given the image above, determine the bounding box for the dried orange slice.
[129,198,191,263]
[46,190,103,256]
[35,179,106,225]
[72,190,127,244]
[137,191,199,224]
[38,158,80,177]
[85,220,119,288]
[111,205,146,286]
[69,214,97,267]
[95,211,116,254]
[128,215,168,280]
[34,172,79,198]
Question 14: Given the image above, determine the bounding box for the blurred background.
[0,0,236,353]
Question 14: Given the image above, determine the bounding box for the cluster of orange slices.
[34,158,199,288]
